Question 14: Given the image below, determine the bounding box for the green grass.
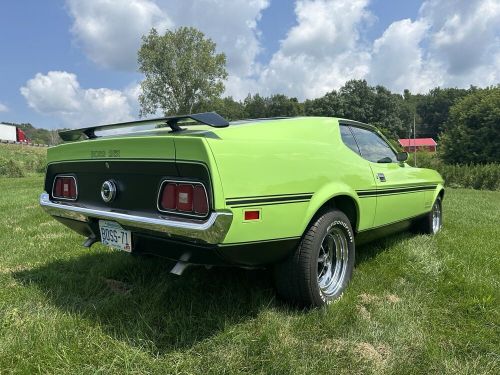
[0,176,499,374]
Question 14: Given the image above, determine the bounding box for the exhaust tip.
[170,253,191,276]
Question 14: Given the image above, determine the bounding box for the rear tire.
[413,196,443,234]
[274,209,355,307]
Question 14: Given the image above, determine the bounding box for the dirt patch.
[358,293,401,305]
[385,294,401,304]
[358,293,379,304]
[103,278,133,295]
[355,342,391,367]
[0,264,33,275]
[357,305,371,321]
[320,338,350,353]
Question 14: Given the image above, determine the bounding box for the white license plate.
[99,220,132,252]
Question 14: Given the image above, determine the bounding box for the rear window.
[339,125,361,155]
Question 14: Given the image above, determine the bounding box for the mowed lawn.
[0,176,498,374]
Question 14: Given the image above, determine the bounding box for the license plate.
[99,220,132,252]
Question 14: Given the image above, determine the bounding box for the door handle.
[377,173,386,182]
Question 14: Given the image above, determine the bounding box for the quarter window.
[339,125,361,155]
[349,126,396,163]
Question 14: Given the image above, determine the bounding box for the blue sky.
[0,0,498,129]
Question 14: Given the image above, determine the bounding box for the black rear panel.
[44,160,212,217]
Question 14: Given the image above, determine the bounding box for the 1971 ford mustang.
[40,112,444,307]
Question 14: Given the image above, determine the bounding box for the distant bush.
[0,144,46,177]
[0,157,26,177]
[408,151,500,190]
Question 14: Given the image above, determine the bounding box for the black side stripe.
[229,199,311,208]
[226,192,313,201]
[357,185,437,198]
[226,193,313,206]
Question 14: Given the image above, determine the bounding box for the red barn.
[398,138,437,152]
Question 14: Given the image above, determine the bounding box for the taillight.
[52,176,77,200]
[158,181,209,217]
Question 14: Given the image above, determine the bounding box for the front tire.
[274,209,355,307]
[413,196,443,234]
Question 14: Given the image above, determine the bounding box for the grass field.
[0,144,46,177]
[0,176,498,374]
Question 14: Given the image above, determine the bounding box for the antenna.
[413,114,417,167]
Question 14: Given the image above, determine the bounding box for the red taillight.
[161,183,177,210]
[193,185,209,215]
[52,176,77,200]
[159,181,209,217]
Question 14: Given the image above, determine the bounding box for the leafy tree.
[416,87,470,138]
[338,80,375,123]
[267,95,303,117]
[304,80,411,138]
[194,96,246,121]
[243,94,268,118]
[440,86,500,164]
[304,90,343,117]
[138,27,227,116]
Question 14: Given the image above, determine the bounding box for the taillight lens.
[193,185,209,214]
[158,181,209,216]
[161,183,177,210]
[177,184,194,212]
[52,176,77,200]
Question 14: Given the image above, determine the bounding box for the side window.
[349,126,397,163]
[339,125,361,155]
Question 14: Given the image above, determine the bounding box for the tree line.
[138,27,499,165]
[3,27,498,165]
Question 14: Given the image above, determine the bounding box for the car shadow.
[13,229,414,354]
[355,231,413,265]
[13,250,278,354]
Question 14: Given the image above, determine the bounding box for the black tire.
[412,196,443,234]
[274,209,355,307]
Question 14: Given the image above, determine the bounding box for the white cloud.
[66,0,269,76]
[157,0,270,76]
[20,71,135,128]
[420,0,500,86]
[67,0,172,70]
[0,102,8,112]
[63,0,500,104]
[240,0,500,98]
[368,19,442,93]
[240,0,372,100]
[280,0,371,58]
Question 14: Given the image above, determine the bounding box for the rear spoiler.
[58,112,229,142]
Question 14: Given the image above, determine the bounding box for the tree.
[416,87,470,138]
[267,95,303,117]
[194,96,246,121]
[243,94,268,118]
[440,86,500,164]
[138,27,227,116]
[304,90,343,117]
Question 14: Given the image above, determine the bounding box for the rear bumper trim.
[39,192,232,244]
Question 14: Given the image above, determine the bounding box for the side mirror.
[396,152,408,162]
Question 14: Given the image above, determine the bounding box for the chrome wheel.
[431,200,442,233]
[317,226,349,297]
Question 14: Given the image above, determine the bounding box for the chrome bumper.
[39,192,232,244]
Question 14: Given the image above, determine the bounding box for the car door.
[348,125,428,227]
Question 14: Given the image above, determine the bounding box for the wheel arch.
[301,185,360,235]
[434,184,445,203]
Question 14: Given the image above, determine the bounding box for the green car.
[40,112,444,307]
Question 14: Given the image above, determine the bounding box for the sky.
[0,0,499,129]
